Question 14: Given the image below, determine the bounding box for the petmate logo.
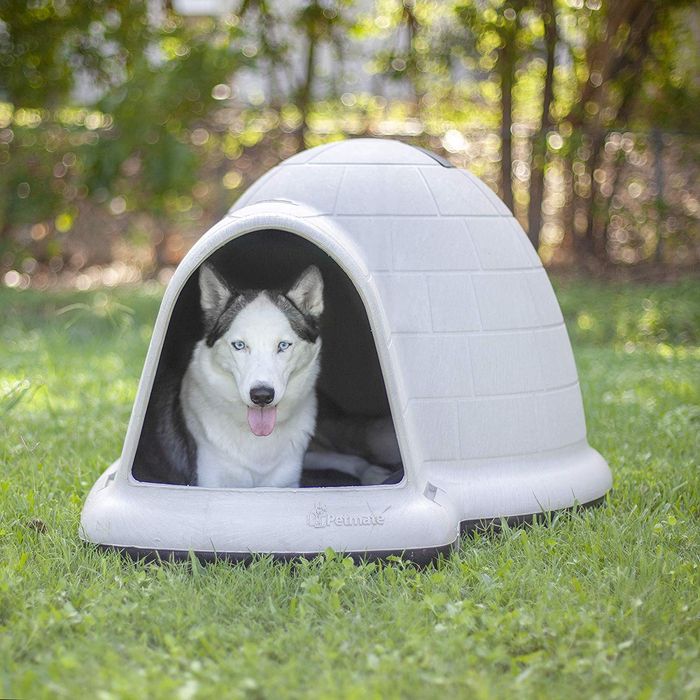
[306,502,388,529]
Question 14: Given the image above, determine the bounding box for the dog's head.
[197,264,324,436]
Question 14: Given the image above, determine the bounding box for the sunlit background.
[1,0,698,291]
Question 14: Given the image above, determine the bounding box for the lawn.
[1,278,698,699]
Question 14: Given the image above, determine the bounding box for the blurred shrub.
[0,2,247,272]
[557,279,700,347]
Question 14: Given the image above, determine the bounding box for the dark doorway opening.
[132,229,404,488]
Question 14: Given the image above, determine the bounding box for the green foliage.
[0,280,699,698]
[640,5,700,132]
[0,0,698,269]
[0,2,245,234]
[85,17,244,210]
[0,121,68,227]
[557,278,700,348]
[0,0,150,108]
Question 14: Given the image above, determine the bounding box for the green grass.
[1,279,698,699]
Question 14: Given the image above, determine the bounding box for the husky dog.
[180,264,324,488]
[132,260,400,488]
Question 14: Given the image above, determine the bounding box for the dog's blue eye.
[232,340,246,351]
[278,341,291,352]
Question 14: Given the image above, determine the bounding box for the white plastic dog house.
[80,138,612,562]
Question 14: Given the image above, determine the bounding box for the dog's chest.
[182,384,314,488]
[197,426,305,488]
[195,434,303,488]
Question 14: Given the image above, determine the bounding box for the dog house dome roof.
[234,138,514,219]
[228,139,610,509]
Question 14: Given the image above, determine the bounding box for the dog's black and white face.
[198,264,323,436]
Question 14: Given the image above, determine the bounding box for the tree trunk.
[498,31,516,211]
[295,30,318,152]
[527,0,556,251]
[567,142,595,268]
[582,129,608,262]
[652,127,665,265]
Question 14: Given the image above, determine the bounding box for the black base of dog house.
[96,542,456,566]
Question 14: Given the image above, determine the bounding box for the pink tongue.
[247,406,277,437]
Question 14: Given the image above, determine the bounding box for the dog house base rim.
[80,460,461,555]
[85,493,606,566]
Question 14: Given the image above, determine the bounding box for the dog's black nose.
[250,385,275,406]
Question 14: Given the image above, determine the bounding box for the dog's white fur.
[181,266,323,488]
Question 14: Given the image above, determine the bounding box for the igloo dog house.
[80,138,612,562]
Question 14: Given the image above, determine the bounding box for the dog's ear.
[198,264,231,320]
[287,265,324,318]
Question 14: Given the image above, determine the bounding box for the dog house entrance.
[132,229,404,489]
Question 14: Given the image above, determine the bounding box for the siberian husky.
[132,262,399,488]
[180,263,324,488]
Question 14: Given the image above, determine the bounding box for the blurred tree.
[455,0,530,211]
[0,0,697,277]
[237,0,289,109]
[558,0,673,264]
[526,0,556,250]
[292,1,356,149]
[615,2,700,264]
[86,14,243,209]
[374,1,430,108]
[0,1,245,264]
[0,1,150,242]
[0,0,149,108]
